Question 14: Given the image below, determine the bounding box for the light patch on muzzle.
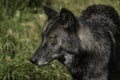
[31,50,60,66]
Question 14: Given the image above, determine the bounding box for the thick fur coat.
[31,4,120,80]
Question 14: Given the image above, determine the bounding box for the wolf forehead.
[43,16,59,34]
[42,20,62,37]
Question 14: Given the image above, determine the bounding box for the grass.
[0,0,120,80]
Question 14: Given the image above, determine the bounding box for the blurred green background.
[0,0,120,80]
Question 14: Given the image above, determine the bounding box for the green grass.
[0,0,120,80]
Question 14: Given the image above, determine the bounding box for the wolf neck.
[62,53,108,80]
[79,27,93,50]
[59,21,109,80]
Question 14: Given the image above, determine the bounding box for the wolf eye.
[47,36,57,45]
[48,36,55,42]
[48,36,55,39]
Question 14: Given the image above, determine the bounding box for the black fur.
[81,4,119,27]
[30,4,120,80]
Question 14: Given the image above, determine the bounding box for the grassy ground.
[0,0,120,80]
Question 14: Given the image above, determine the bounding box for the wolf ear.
[59,8,76,29]
[43,6,57,19]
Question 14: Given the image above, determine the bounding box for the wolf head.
[30,6,80,66]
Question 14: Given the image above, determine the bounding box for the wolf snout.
[30,57,37,64]
[30,57,48,66]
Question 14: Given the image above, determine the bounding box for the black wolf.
[30,4,120,80]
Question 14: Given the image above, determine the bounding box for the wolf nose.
[30,58,36,64]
